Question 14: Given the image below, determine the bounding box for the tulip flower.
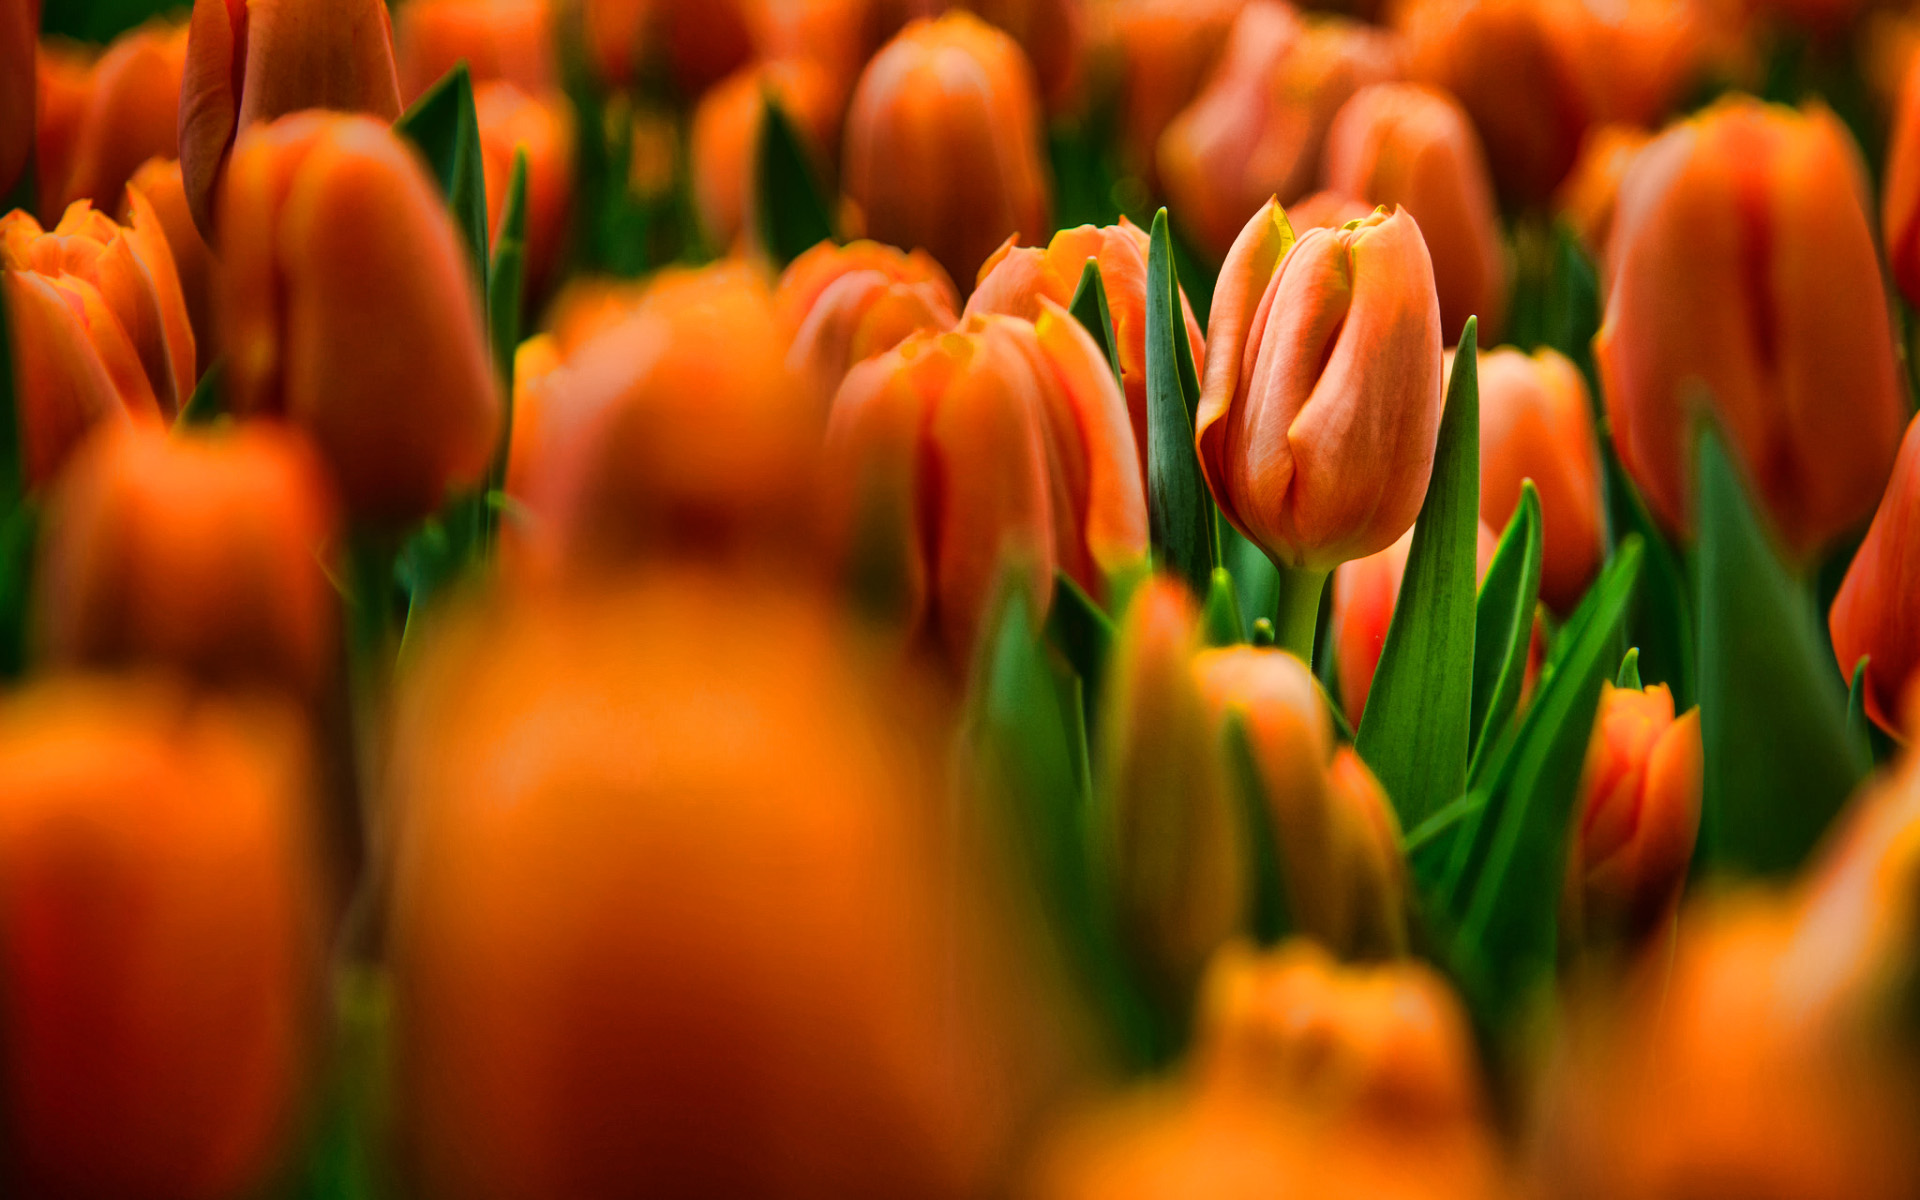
[1596,97,1906,561]
[824,307,1146,671]
[179,0,403,234]
[0,675,321,1200]
[957,0,1088,116]
[1476,347,1606,614]
[1555,123,1651,269]
[36,422,339,702]
[1157,3,1402,261]
[1284,189,1374,234]
[0,0,34,202]
[774,239,960,411]
[36,20,188,218]
[219,113,499,525]
[1,198,192,485]
[1106,0,1243,186]
[1322,82,1507,343]
[966,219,1205,481]
[1332,519,1498,722]
[1830,413,1920,734]
[33,40,93,220]
[1561,0,1729,130]
[841,13,1051,291]
[394,0,555,103]
[126,157,215,378]
[689,60,840,254]
[583,0,758,98]
[475,82,574,307]
[1884,56,1920,310]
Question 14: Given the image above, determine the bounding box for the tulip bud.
[1197,202,1444,573]
[1157,3,1402,261]
[1883,56,1920,311]
[475,81,574,308]
[125,157,215,379]
[842,13,1051,291]
[1597,97,1906,561]
[689,60,840,255]
[179,0,403,235]
[775,239,960,411]
[0,675,322,1200]
[1322,82,1507,343]
[394,0,555,104]
[1332,520,1499,722]
[33,40,93,221]
[36,422,339,702]
[0,0,33,201]
[956,0,1088,115]
[1106,0,1242,187]
[1284,189,1375,234]
[1555,123,1651,269]
[219,113,499,525]
[1830,413,1920,734]
[584,0,758,98]
[967,219,1205,481]
[37,20,188,219]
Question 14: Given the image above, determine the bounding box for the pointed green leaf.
[483,149,529,544]
[1223,713,1292,945]
[1607,451,1695,706]
[1046,570,1114,702]
[397,62,491,295]
[1467,481,1542,782]
[1144,208,1215,597]
[1355,319,1481,828]
[1405,788,1486,899]
[0,266,24,512]
[1202,567,1246,646]
[754,93,835,268]
[1616,648,1642,689]
[1068,258,1125,391]
[1847,656,1873,768]
[174,359,226,430]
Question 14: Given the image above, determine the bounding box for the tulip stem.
[1272,565,1328,664]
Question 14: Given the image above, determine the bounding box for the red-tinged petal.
[179,0,245,235]
[3,273,139,488]
[121,184,198,409]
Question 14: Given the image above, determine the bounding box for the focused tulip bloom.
[689,60,840,254]
[774,239,960,411]
[1883,56,1920,310]
[1283,189,1374,234]
[1555,123,1651,269]
[219,114,499,524]
[1331,519,1498,722]
[394,0,555,102]
[966,219,1205,480]
[824,308,1146,671]
[1597,97,1906,560]
[125,157,215,378]
[36,423,340,702]
[1157,3,1402,261]
[1830,413,1920,734]
[1106,0,1244,185]
[0,676,322,1200]
[0,0,33,201]
[1476,347,1606,614]
[1,198,191,485]
[1196,203,1444,574]
[179,0,403,234]
[1322,82,1506,342]
[35,21,188,218]
[841,13,1052,291]
[475,82,574,307]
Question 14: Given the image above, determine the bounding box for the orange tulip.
[1322,82,1506,343]
[1331,519,1498,722]
[1157,3,1402,261]
[1561,0,1729,130]
[1476,346,1605,614]
[1,198,191,485]
[1196,203,1443,575]
[0,0,34,201]
[36,422,339,702]
[958,0,1088,115]
[1106,0,1244,186]
[125,156,215,379]
[1284,189,1373,233]
[841,13,1051,292]
[35,20,188,220]
[1597,97,1905,561]
[219,113,499,525]
[394,0,555,103]
[774,238,959,411]
[966,219,1205,482]
[179,0,403,235]
[33,39,93,220]
[1830,413,1920,734]
[475,81,574,307]
[0,675,321,1200]
[1555,123,1651,270]
[1883,55,1920,310]
[583,0,759,98]
[689,59,841,254]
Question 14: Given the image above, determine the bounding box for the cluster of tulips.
[4,0,1920,1194]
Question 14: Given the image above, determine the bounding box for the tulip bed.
[3,0,1920,1195]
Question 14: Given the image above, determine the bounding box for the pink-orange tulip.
[0,0,34,201]
[841,13,1051,292]
[1106,0,1244,186]
[689,60,841,254]
[475,82,574,307]
[1555,123,1652,269]
[1331,520,1498,723]
[1883,55,1920,310]
[219,114,499,524]
[775,239,959,411]
[1830,413,1920,734]
[1597,97,1905,560]
[36,21,188,219]
[394,0,556,103]
[179,0,403,234]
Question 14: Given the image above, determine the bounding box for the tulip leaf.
[1224,525,1280,628]
[1404,789,1487,899]
[1616,647,1642,689]
[1695,425,1865,879]
[397,62,491,298]
[175,359,226,429]
[0,502,35,682]
[1068,259,1125,392]
[1223,713,1293,946]
[1046,570,1114,705]
[1467,482,1542,784]
[1202,567,1246,647]
[1356,319,1481,829]
[755,94,836,269]
[1608,449,1695,707]
[1144,208,1215,598]
[1846,656,1874,766]
[483,150,529,545]
[297,966,392,1200]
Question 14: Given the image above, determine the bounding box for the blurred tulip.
[124,158,215,379]
[759,0,889,108]
[584,0,759,98]
[1476,346,1605,614]
[841,13,1051,291]
[1106,0,1244,186]
[1157,3,1402,261]
[1555,123,1651,269]
[179,0,403,234]
[475,82,574,307]
[1562,0,1726,129]
[36,422,339,702]
[967,219,1204,481]
[1597,97,1905,561]
[775,239,959,411]
[0,0,34,201]
[1331,519,1498,722]
[219,113,499,525]
[1284,188,1373,233]
[1884,57,1920,311]
[36,21,188,219]
[960,0,1088,115]
[33,40,93,221]
[689,60,840,254]
[394,0,555,103]
[1830,413,1920,734]
[1196,202,1443,574]
[0,675,321,1200]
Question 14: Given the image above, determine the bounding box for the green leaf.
[1223,713,1292,946]
[397,62,491,297]
[1616,647,1642,689]
[1046,570,1114,703]
[1355,319,1481,829]
[754,93,836,269]
[1607,449,1695,707]
[1202,567,1245,647]
[174,359,226,430]
[1405,789,1486,898]
[1225,525,1280,628]
[1467,481,1542,783]
[483,150,529,543]
[1068,258,1125,391]
[1847,656,1873,767]
[1541,224,1602,378]
[0,502,36,682]
[1144,208,1215,598]
[1695,425,1865,878]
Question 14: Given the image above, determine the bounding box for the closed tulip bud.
[33,41,93,221]
[957,0,1089,115]
[394,0,555,104]
[1332,519,1498,722]
[584,0,759,98]
[1284,188,1375,234]
[475,82,573,308]
[39,20,188,219]
[1883,57,1920,311]
[36,422,339,702]
[967,219,1205,481]
[1197,203,1444,574]
[690,60,840,254]
[179,0,403,235]
[0,676,322,1200]
[1106,0,1242,187]
[1555,123,1651,269]
[1830,413,1920,734]
[1597,97,1906,561]
[0,0,33,201]
[775,238,960,411]
[219,114,499,525]
[1322,82,1506,343]
[842,13,1051,291]
[125,157,215,379]
[1476,347,1606,614]
[1158,3,1402,261]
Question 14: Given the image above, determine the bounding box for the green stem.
[1272,565,1328,664]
